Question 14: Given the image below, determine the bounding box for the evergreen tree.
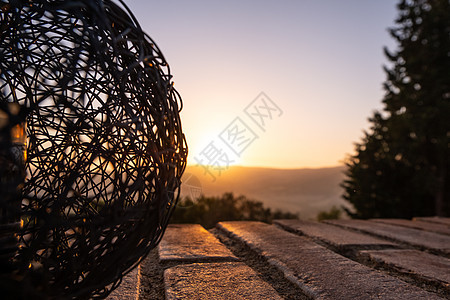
[342,0,449,218]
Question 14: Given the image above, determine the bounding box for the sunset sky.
[127,1,398,169]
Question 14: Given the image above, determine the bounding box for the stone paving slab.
[159,224,238,262]
[415,217,450,226]
[372,218,450,236]
[326,219,450,257]
[274,219,397,250]
[164,262,283,300]
[217,221,442,299]
[359,249,450,291]
[107,265,140,300]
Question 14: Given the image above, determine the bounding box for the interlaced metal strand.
[0,0,187,298]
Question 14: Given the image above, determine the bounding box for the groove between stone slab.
[138,248,165,300]
[211,228,311,300]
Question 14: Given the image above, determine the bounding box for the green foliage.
[171,193,298,229]
[343,0,450,218]
[317,206,342,221]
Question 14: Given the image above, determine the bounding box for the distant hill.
[180,165,350,220]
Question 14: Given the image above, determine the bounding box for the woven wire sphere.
[0,0,187,298]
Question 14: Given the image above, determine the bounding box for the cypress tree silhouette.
[343,0,449,218]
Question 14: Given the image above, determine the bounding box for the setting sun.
[127,1,397,170]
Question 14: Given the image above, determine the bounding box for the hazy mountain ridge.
[181,165,349,220]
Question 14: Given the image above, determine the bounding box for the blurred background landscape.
[181,165,348,220]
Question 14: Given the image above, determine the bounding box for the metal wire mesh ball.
[0,0,187,298]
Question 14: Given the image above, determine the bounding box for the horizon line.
[185,163,345,171]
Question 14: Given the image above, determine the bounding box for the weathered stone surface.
[414,217,450,226]
[360,249,450,290]
[326,219,450,257]
[107,265,141,300]
[159,224,237,262]
[217,221,442,299]
[372,218,450,236]
[164,262,283,300]
[274,219,397,250]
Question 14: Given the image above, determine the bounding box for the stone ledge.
[164,262,283,300]
[110,217,450,299]
[359,249,450,293]
[107,265,141,300]
[372,218,450,236]
[415,217,450,226]
[325,219,450,257]
[159,224,238,263]
[217,221,442,300]
[274,219,398,252]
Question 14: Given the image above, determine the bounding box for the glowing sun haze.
[126,0,397,169]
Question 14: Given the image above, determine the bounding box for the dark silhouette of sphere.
[0,0,187,298]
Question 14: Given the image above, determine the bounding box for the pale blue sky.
[125,0,398,168]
